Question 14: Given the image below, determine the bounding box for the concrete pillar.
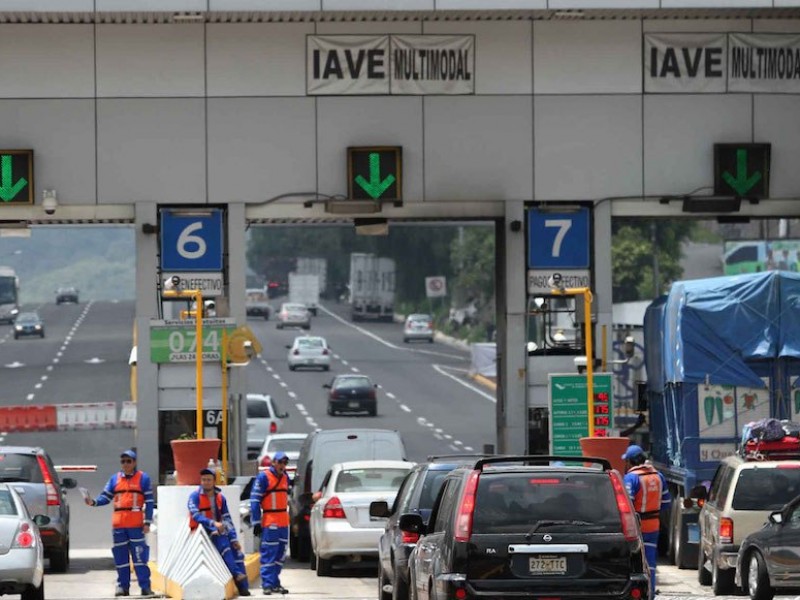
[593,202,613,373]
[497,201,527,454]
[135,202,161,477]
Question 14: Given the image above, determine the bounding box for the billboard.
[723,240,800,275]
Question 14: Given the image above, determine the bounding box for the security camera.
[163,275,181,291]
[42,190,57,215]
[548,273,564,289]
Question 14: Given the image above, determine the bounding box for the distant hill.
[0,227,135,303]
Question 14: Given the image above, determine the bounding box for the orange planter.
[579,437,631,475]
[170,438,221,486]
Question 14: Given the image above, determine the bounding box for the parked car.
[257,432,308,479]
[403,314,434,344]
[246,394,289,461]
[290,429,407,562]
[401,456,649,600]
[14,313,44,340]
[287,336,331,371]
[245,288,272,320]
[310,460,415,576]
[735,494,800,600]
[324,374,378,417]
[0,483,49,600]
[0,447,77,573]
[373,455,492,600]
[276,303,311,330]
[55,287,79,305]
[697,454,800,595]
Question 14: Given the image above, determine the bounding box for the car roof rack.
[473,455,611,471]
[426,453,494,462]
[740,440,800,462]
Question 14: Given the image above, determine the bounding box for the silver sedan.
[310,460,414,577]
[0,483,49,600]
[287,336,331,371]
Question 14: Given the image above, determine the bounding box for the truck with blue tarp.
[644,271,800,568]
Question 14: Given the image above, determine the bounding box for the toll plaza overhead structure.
[3,1,800,477]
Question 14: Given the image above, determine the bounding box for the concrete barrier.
[56,402,116,430]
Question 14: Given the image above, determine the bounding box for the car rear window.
[267,438,304,453]
[247,399,271,419]
[0,454,43,484]
[297,338,324,349]
[0,490,18,515]
[335,468,409,492]
[335,377,371,389]
[471,472,621,534]
[732,467,800,511]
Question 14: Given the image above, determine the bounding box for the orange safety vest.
[189,492,224,531]
[112,471,145,529]
[630,465,663,534]
[260,470,289,528]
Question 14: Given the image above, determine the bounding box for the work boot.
[238,588,251,597]
[140,588,154,597]
[274,585,289,594]
[262,588,272,595]
[114,587,130,597]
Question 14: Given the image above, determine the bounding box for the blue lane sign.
[528,207,590,269]
[161,210,223,272]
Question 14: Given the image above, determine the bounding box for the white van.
[288,428,406,561]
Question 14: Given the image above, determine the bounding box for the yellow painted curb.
[471,373,497,391]
[245,552,260,583]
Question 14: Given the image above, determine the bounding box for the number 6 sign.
[160,209,223,271]
[527,207,590,269]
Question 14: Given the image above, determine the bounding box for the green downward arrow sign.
[0,155,27,202]
[355,153,395,200]
[722,148,762,196]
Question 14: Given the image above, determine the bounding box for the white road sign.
[426,276,447,298]
[162,272,224,297]
[527,269,590,295]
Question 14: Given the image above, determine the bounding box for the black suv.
[372,455,490,600]
[55,287,79,305]
[400,456,650,600]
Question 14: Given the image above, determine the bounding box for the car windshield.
[0,490,18,516]
[297,338,324,349]
[247,398,272,419]
[334,376,371,389]
[16,313,38,323]
[335,468,409,492]
[0,454,43,483]
[471,472,621,534]
[732,468,800,511]
[267,438,305,453]
[246,291,267,302]
[283,304,306,312]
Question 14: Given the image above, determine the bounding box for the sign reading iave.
[307,35,475,95]
[646,33,800,94]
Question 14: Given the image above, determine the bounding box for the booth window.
[526,295,585,355]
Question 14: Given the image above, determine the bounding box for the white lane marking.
[465,446,474,452]
[434,433,443,440]
[435,428,443,434]
[450,444,460,451]
[272,374,280,381]
[386,392,396,399]
[400,404,411,413]
[432,364,496,403]
[40,375,47,381]
[333,354,340,360]
[351,367,360,373]
[444,434,452,440]
[288,392,297,399]
[34,383,42,390]
[266,366,274,373]
[296,404,306,413]
[279,382,287,388]
[341,360,349,366]
[453,440,464,446]
[46,365,53,371]
[26,394,34,401]
[53,358,59,363]
[305,416,316,426]
[56,351,63,357]
[5,362,24,368]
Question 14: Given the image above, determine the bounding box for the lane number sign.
[160,209,223,272]
[527,207,590,269]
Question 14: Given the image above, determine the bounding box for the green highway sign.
[149,318,236,364]
[549,373,614,456]
[714,143,770,199]
[348,146,402,203]
[0,150,33,204]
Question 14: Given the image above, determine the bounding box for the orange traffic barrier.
[0,405,57,433]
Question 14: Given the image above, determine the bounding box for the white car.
[403,314,434,343]
[287,336,331,371]
[309,460,414,577]
[257,432,308,478]
[246,394,289,461]
[276,303,311,330]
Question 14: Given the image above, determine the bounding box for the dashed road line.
[399,404,411,413]
[26,394,34,401]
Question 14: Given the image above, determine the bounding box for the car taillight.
[630,587,642,599]
[270,422,277,434]
[609,471,639,542]
[401,531,420,544]
[322,497,346,519]
[454,470,480,542]
[37,456,60,506]
[719,518,733,544]
[368,389,376,400]
[13,523,34,548]
[322,349,329,355]
[293,349,299,355]
[454,589,467,600]
[331,390,340,399]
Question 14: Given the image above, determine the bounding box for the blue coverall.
[94,470,154,592]
[187,486,248,589]
[625,467,670,597]
[249,467,290,590]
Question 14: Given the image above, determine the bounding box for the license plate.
[348,401,359,408]
[529,556,567,575]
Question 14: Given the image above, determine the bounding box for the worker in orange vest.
[622,445,670,597]
[85,449,154,597]
[188,468,250,596]
[250,451,290,595]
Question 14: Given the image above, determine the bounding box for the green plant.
[175,432,197,441]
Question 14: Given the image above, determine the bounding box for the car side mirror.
[374,384,379,388]
[399,513,425,535]
[370,500,391,518]
[62,478,77,490]
[285,345,291,349]
[769,511,783,525]
[33,515,50,527]
[323,384,331,389]
[279,412,289,419]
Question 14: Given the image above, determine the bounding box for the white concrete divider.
[119,401,137,428]
[56,402,117,430]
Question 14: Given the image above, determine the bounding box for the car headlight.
[15,326,22,331]
[34,325,41,330]
[10,308,18,315]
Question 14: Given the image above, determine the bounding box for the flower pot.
[170,438,221,486]
[579,436,631,475]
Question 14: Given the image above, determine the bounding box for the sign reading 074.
[0,150,33,205]
[348,146,402,203]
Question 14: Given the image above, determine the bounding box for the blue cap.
[200,468,215,476]
[121,449,137,460]
[621,445,645,460]
[273,451,288,463]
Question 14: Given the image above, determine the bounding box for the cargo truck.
[349,253,395,321]
[288,273,321,315]
[644,271,800,569]
[296,258,328,298]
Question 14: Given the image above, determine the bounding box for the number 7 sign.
[160,209,224,271]
[527,207,590,269]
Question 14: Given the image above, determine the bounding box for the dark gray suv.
[0,447,76,572]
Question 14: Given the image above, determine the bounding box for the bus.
[0,266,19,324]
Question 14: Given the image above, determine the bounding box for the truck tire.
[712,553,736,595]
[672,506,696,569]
